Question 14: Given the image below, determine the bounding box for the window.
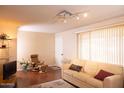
[78,25,124,66]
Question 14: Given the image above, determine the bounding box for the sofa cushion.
[86,77,103,88]
[84,61,98,76]
[69,64,82,72]
[71,59,85,72]
[94,70,114,81]
[63,69,79,76]
[73,72,91,82]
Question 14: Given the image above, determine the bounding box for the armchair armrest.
[103,75,123,88]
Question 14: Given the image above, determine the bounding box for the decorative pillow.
[69,64,82,72]
[94,69,114,81]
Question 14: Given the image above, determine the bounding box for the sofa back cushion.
[84,61,98,76]
[96,62,123,75]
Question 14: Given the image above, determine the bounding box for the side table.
[39,65,48,73]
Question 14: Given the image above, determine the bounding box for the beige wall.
[56,30,77,59]
[17,31,55,69]
[0,20,19,38]
[55,31,78,67]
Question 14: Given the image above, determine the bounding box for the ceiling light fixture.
[76,16,80,20]
[83,13,88,17]
[63,19,67,23]
[55,10,88,23]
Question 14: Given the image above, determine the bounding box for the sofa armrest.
[62,63,71,70]
[103,75,123,88]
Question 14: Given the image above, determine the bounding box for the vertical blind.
[78,25,124,66]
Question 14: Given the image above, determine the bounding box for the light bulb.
[63,19,67,23]
[76,16,80,20]
[83,13,88,17]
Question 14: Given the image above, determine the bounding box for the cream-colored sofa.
[62,59,123,88]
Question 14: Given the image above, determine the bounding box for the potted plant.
[20,59,30,71]
[0,33,9,48]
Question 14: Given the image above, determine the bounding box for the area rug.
[29,79,74,88]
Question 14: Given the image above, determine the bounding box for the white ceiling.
[0,5,124,33]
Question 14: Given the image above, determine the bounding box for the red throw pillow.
[94,70,114,81]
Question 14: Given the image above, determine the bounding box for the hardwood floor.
[16,67,61,88]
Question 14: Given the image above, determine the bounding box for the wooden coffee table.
[16,66,61,88]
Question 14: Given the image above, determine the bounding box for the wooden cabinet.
[0,75,17,88]
[0,48,9,61]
